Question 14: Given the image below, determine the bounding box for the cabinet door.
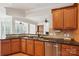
[75,46,79,56]
[21,39,27,53]
[70,46,77,56]
[11,39,21,54]
[61,44,77,56]
[53,9,63,29]
[26,39,34,55]
[35,40,45,56]
[1,40,11,56]
[61,44,71,56]
[0,41,1,56]
[63,7,77,29]
[61,47,71,55]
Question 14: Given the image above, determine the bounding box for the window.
[0,16,12,39]
[15,20,28,34]
[0,20,1,39]
[23,22,28,34]
[15,21,22,34]
[29,24,36,34]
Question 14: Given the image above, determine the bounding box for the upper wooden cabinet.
[53,9,64,29]
[63,7,77,29]
[52,6,77,30]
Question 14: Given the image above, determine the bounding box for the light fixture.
[45,18,48,23]
[20,22,22,24]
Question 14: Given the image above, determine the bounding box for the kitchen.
[0,3,79,56]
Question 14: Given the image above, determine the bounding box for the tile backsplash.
[49,29,74,38]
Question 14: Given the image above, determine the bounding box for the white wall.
[6,7,26,17]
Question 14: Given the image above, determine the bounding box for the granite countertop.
[22,37,79,46]
[42,39,79,46]
[0,36,79,46]
[0,37,22,40]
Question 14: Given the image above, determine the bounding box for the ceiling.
[0,3,74,24]
[0,3,74,10]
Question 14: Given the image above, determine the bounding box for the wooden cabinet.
[63,7,77,29]
[52,6,77,30]
[0,41,1,56]
[35,40,45,56]
[75,46,79,56]
[0,38,79,56]
[21,39,27,53]
[1,40,11,56]
[53,9,63,29]
[11,39,21,54]
[26,39,34,55]
[61,44,77,56]
[61,44,71,56]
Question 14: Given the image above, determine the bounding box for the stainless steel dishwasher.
[45,42,61,56]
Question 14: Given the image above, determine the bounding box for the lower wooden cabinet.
[0,41,1,56]
[61,44,77,56]
[75,46,79,56]
[26,39,34,55]
[61,45,71,56]
[21,39,27,53]
[1,38,79,56]
[35,40,45,56]
[11,39,21,54]
[1,40,11,56]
